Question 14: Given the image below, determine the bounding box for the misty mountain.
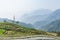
[20,9,60,31]
[0,18,12,22]
[16,22,34,28]
[37,9,60,31]
[47,9,60,21]
[0,18,34,28]
[34,9,60,30]
[43,19,60,32]
[21,9,52,24]
[34,21,50,29]
[40,9,60,31]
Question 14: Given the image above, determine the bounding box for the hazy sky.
[0,0,60,21]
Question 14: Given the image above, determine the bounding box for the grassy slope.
[0,22,48,37]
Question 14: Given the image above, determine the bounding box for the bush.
[57,32,60,36]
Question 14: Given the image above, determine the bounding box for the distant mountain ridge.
[44,19,60,32]
[37,9,60,32]
[21,9,52,24]
[47,9,60,21]
[0,18,34,28]
[20,9,60,32]
[34,9,60,29]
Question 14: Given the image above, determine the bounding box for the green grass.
[0,22,49,37]
[0,29,5,35]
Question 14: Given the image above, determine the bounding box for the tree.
[3,20,7,22]
[16,21,19,24]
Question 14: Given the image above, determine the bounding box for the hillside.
[0,22,47,37]
[43,19,60,32]
[34,9,60,30]
[20,9,51,24]
[0,18,34,29]
[20,9,60,31]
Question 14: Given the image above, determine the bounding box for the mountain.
[0,18,11,22]
[16,22,34,28]
[20,9,52,30]
[34,9,60,29]
[38,9,60,31]
[34,21,50,29]
[0,22,47,36]
[47,9,60,21]
[0,18,34,28]
[20,9,60,31]
[21,9,52,24]
[43,19,60,32]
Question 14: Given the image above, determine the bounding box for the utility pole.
[13,14,15,23]
[13,15,15,21]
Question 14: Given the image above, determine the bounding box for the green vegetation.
[0,29,5,35]
[0,22,48,37]
[57,32,60,36]
[55,32,60,36]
